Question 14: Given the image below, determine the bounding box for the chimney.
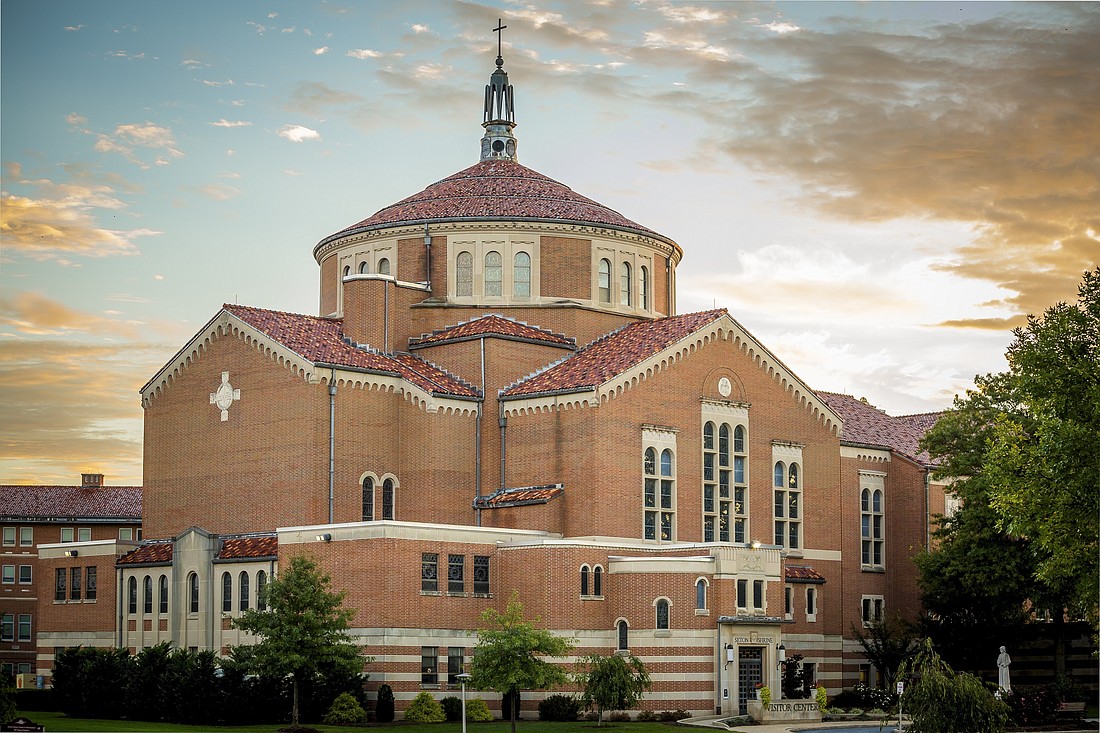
[81,473,104,488]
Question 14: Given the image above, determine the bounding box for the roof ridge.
[390,351,482,397]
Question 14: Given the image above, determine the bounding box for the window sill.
[580,594,604,601]
[420,683,440,689]
[420,590,441,596]
[785,549,804,559]
[694,609,710,616]
[654,630,671,638]
[447,591,467,598]
[860,566,886,574]
[806,615,817,623]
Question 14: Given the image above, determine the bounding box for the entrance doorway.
[737,647,762,715]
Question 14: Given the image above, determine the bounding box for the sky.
[2,1,1097,486]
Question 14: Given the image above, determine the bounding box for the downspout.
[384,281,390,353]
[423,223,433,295]
[924,470,930,549]
[116,565,124,648]
[329,369,337,524]
[665,258,673,316]
[498,402,507,490]
[475,336,485,526]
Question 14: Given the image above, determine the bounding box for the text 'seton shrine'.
[32,36,957,720]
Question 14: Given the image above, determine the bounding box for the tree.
[850,616,918,690]
[233,554,364,728]
[898,638,1009,733]
[576,653,651,726]
[468,591,575,733]
[920,268,1099,630]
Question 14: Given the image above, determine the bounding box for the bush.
[405,691,446,723]
[608,711,631,722]
[441,696,463,722]
[1006,685,1060,726]
[583,710,599,721]
[538,694,581,721]
[375,684,395,723]
[636,709,657,721]
[324,691,368,725]
[657,709,690,721]
[0,673,15,726]
[466,698,493,722]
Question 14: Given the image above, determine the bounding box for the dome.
[314,159,678,255]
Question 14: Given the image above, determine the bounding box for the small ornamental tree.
[232,554,364,728]
[469,592,575,733]
[576,653,651,726]
[899,638,1009,733]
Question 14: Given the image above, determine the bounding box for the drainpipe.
[475,337,486,526]
[498,404,507,490]
[329,369,337,524]
[116,565,124,648]
[665,258,673,316]
[424,223,433,294]
[924,470,931,549]
[384,281,390,353]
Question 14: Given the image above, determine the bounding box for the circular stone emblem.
[718,377,732,398]
[214,381,235,411]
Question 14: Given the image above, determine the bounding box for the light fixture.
[777,643,786,666]
[457,672,472,733]
[750,539,762,549]
[724,643,734,665]
[316,533,332,542]
[64,549,79,557]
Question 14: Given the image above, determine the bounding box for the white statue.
[996,646,1012,693]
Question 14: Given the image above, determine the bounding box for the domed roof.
[315,159,678,254]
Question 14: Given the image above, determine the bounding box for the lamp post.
[457,672,472,733]
[776,644,786,701]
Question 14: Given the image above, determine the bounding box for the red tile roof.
[223,304,479,398]
[118,542,173,566]
[473,484,565,509]
[899,411,942,435]
[318,160,675,249]
[816,392,939,466]
[502,310,726,398]
[0,485,142,521]
[785,565,827,584]
[219,535,277,559]
[410,315,575,349]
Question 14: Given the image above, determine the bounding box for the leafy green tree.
[233,554,364,728]
[576,653,651,726]
[899,638,1009,733]
[850,617,917,693]
[0,672,15,725]
[468,591,575,733]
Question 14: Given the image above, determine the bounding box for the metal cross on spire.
[493,18,507,66]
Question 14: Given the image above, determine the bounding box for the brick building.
[0,474,141,683]
[37,48,956,717]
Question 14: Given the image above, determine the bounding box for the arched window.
[696,579,707,610]
[239,572,250,611]
[862,487,885,568]
[733,424,745,453]
[775,461,802,549]
[362,476,374,521]
[143,575,152,614]
[617,620,629,650]
[484,251,503,296]
[159,574,169,614]
[593,566,603,596]
[655,598,670,630]
[598,259,611,303]
[789,463,799,488]
[774,462,786,488]
[358,261,369,275]
[620,262,631,306]
[342,265,350,278]
[378,258,390,275]
[640,265,648,309]
[382,478,395,520]
[257,570,268,611]
[513,252,531,298]
[127,576,137,615]
[456,251,473,297]
[643,447,657,539]
[222,572,232,612]
[188,572,199,613]
[580,565,590,596]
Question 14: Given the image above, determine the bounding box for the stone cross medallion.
[209,371,241,421]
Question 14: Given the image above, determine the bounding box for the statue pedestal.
[747,699,822,723]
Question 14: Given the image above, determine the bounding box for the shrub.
[1006,685,1059,726]
[636,709,657,721]
[816,685,828,710]
[324,691,368,725]
[0,673,15,726]
[375,684,395,723]
[405,691,446,723]
[466,698,493,722]
[608,710,631,721]
[538,694,581,721]
[583,710,599,721]
[657,709,690,721]
[441,696,463,722]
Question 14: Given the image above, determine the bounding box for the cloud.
[181,59,208,69]
[284,81,363,117]
[277,124,321,142]
[411,24,431,34]
[0,291,141,339]
[347,48,384,59]
[64,24,83,31]
[314,46,329,55]
[196,183,241,200]
[210,118,252,128]
[202,78,234,87]
[91,121,184,168]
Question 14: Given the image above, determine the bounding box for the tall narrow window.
[381,478,395,520]
[861,480,885,568]
[513,252,531,298]
[696,579,707,610]
[639,265,648,310]
[704,420,742,543]
[362,476,374,521]
[55,568,66,602]
[86,567,96,601]
[473,556,490,595]
[644,438,676,541]
[448,554,464,594]
[421,647,438,685]
[342,265,351,278]
[128,576,137,614]
[598,259,611,303]
[377,258,390,275]
[17,614,30,642]
[257,570,267,611]
[593,566,602,596]
[422,553,438,592]
[737,578,747,608]
[484,251,503,296]
[643,447,658,540]
[67,567,80,601]
[189,573,199,613]
[655,598,670,630]
[222,572,232,612]
[159,574,168,614]
[617,620,629,650]
[774,461,802,549]
[753,579,764,610]
[862,596,884,626]
[239,572,250,611]
[448,647,464,685]
[143,575,152,614]
[659,449,675,541]
[620,262,631,306]
[784,586,793,618]
[580,565,590,596]
[806,587,817,620]
[359,261,369,275]
[456,251,473,297]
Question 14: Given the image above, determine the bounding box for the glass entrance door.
[737,647,763,716]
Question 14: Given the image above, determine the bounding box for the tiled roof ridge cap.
[499,320,636,395]
[411,313,574,346]
[389,351,482,397]
[898,410,944,419]
[224,302,339,323]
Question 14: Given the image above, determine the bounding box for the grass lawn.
[15,712,687,733]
